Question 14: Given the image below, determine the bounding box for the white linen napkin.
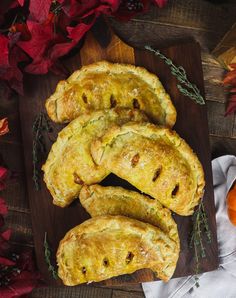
[142,155,236,298]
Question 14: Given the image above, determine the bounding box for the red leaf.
[0,167,8,191]
[0,35,9,67]
[0,31,27,95]
[50,21,94,62]
[50,41,75,61]
[225,94,236,116]
[0,250,42,298]
[0,273,40,298]
[17,21,66,75]
[223,70,236,86]
[24,56,53,74]
[229,63,236,70]
[153,0,168,8]
[0,197,8,215]
[1,229,12,241]
[10,23,31,41]
[0,46,26,95]
[0,256,15,266]
[17,21,53,59]
[17,250,37,271]
[18,0,24,6]
[29,0,52,23]
[0,167,8,178]
[66,0,119,18]
[67,22,93,42]
[0,118,9,136]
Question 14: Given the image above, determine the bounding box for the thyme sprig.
[32,112,52,190]
[145,45,205,105]
[189,200,212,287]
[44,232,58,279]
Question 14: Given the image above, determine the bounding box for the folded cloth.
[142,155,236,298]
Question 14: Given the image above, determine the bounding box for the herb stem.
[44,232,58,279]
[189,199,212,287]
[144,45,205,105]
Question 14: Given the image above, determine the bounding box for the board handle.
[80,16,135,65]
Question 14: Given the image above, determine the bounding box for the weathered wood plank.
[110,16,234,68]
[207,101,234,137]
[134,0,236,35]
[5,210,33,245]
[29,286,113,298]
[2,178,29,212]
[233,115,236,138]
[212,21,236,67]
[203,64,226,103]
[80,31,135,65]
[210,135,236,159]
[111,18,220,54]
[112,289,144,298]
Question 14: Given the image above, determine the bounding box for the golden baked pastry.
[42,109,147,207]
[91,122,205,216]
[80,184,179,247]
[57,215,179,285]
[45,61,176,127]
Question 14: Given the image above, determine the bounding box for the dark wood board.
[19,23,218,286]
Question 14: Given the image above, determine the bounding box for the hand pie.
[57,215,179,285]
[45,61,176,127]
[42,109,147,207]
[80,184,179,248]
[91,122,205,216]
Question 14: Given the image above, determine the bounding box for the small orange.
[227,185,236,226]
[228,209,236,226]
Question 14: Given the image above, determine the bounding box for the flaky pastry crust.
[57,215,179,285]
[45,61,176,127]
[80,184,179,248]
[42,109,147,207]
[91,122,205,216]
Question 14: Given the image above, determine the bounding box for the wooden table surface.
[0,1,236,297]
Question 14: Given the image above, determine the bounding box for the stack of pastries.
[42,61,205,285]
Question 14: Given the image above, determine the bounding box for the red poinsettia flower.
[0,0,168,94]
[0,250,42,298]
[223,64,236,116]
[0,33,28,95]
[17,19,93,75]
[17,0,121,75]
[113,0,167,21]
[9,23,31,41]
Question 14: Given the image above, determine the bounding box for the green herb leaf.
[144,45,205,105]
[190,200,212,287]
[44,232,58,280]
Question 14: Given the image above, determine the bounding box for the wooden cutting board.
[19,19,218,286]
